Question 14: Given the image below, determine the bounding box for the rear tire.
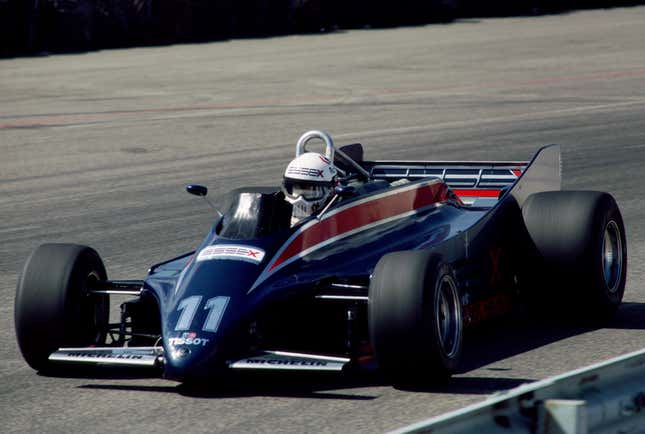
[522,191,627,322]
[369,251,462,385]
[15,244,110,371]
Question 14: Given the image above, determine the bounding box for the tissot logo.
[168,332,210,347]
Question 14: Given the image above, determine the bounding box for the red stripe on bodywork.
[269,182,450,272]
[511,169,522,177]
[453,189,501,198]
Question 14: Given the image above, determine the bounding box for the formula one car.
[14,131,627,384]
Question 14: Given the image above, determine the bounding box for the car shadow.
[458,302,645,373]
[604,302,645,330]
[66,302,645,398]
[78,371,383,400]
[177,372,381,400]
[38,365,161,380]
[78,369,532,399]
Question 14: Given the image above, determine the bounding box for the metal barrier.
[392,348,645,434]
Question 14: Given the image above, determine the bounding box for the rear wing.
[362,145,561,205]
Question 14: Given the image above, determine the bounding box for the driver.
[282,152,338,226]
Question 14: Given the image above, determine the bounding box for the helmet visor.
[283,180,330,201]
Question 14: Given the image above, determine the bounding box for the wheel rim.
[602,220,623,293]
[81,271,108,344]
[434,275,462,358]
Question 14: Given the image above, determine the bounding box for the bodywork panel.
[52,145,561,379]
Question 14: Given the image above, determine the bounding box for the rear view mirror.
[186,184,208,197]
[186,184,222,216]
[334,185,357,198]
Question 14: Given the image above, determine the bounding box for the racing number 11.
[174,296,230,332]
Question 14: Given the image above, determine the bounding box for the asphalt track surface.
[2,6,645,433]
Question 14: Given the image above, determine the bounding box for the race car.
[14,130,627,385]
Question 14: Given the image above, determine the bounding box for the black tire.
[522,191,627,321]
[369,251,463,385]
[15,243,110,371]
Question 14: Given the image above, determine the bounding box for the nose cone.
[161,293,241,381]
[160,258,264,381]
[162,331,223,381]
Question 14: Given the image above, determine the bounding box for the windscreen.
[219,190,292,239]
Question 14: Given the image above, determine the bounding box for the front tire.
[369,251,462,385]
[15,243,110,371]
[522,191,627,322]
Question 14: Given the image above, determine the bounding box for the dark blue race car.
[14,131,627,385]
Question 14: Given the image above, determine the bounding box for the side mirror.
[334,185,357,198]
[186,184,208,197]
[186,184,222,217]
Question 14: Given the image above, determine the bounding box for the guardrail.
[392,348,645,434]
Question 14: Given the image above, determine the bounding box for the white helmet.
[283,152,338,225]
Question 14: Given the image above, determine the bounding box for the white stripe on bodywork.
[247,179,442,293]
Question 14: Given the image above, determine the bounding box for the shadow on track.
[604,302,645,330]
[53,302,645,398]
[459,302,645,374]
[395,376,535,394]
[78,371,383,400]
[76,369,534,398]
[37,365,161,380]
